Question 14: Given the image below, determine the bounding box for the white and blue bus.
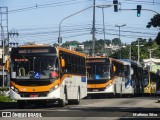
[118,59,134,97]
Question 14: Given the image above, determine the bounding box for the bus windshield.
[87,64,110,80]
[11,55,59,80]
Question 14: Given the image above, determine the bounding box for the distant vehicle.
[117,59,134,97]
[130,60,144,96]
[86,56,111,97]
[10,44,87,108]
[143,70,158,95]
[86,57,134,98]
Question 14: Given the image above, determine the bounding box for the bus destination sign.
[86,59,105,63]
[19,49,49,54]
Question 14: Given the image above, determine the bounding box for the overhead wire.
[8,0,89,14]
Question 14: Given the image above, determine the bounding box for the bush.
[0,87,11,102]
[0,94,12,102]
[0,87,9,91]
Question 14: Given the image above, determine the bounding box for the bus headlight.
[106,83,112,88]
[10,86,19,94]
[50,85,59,93]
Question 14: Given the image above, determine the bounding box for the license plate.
[93,89,98,92]
[30,94,38,97]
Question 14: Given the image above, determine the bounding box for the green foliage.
[147,14,160,28]
[147,14,160,45]
[155,32,160,45]
[61,41,80,48]
[0,87,9,91]
[0,94,12,102]
[60,38,160,61]
[112,38,121,45]
[111,38,160,61]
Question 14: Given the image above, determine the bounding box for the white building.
[143,58,160,73]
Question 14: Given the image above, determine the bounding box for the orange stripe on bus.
[87,76,118,89]
[11,74,86,92]
[11,79,60,92]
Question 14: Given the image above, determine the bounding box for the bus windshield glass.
[124,65,130,77]
[87,63,110,80]
[11,55,59,80]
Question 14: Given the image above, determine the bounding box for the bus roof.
[117,59,131,65]
[58,47,86,57]
[109,58,124,64]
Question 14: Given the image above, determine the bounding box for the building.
[0,47,10,87]
[143,58,160,73]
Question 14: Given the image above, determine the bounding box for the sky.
[0,0,160,45]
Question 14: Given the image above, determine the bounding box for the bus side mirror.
[61,59,65,68]
[131,68,133,74]
[113,65,116,72]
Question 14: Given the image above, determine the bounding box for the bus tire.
[17,100,25,109]
[74,88,80,105]
[59,90,67,107]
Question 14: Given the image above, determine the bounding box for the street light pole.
[97,5,111,56]
[102,7,106,56]
[92,0,96,57]
[115,24,126,59]
[58,4,114,49]
[58,5,93,47]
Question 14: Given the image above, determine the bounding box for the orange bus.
[10,44,87,108]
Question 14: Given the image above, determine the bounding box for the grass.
[0,94,13,102]
[0,87,12,102]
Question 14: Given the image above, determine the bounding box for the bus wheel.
[17,100,25,109]
[74,89,80,105]
[59,93,67,107]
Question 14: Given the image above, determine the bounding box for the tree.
[147,14,160,45]
[112,38,121,46]
[155,32,160,45]
[61,41,80,48]
[146,14,160,28]
[147,38,153,47]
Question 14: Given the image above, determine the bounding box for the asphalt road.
[1,96,160,120]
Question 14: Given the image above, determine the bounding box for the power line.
[8,0,89,14]
[124,0,160,5]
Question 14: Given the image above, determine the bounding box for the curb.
[0,102,17,110]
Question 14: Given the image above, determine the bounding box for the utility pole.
[92,0,96,57]
[0,7,8,87]
[138,38,140,63]
[0,24,5,87]
[8,31,19,47]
